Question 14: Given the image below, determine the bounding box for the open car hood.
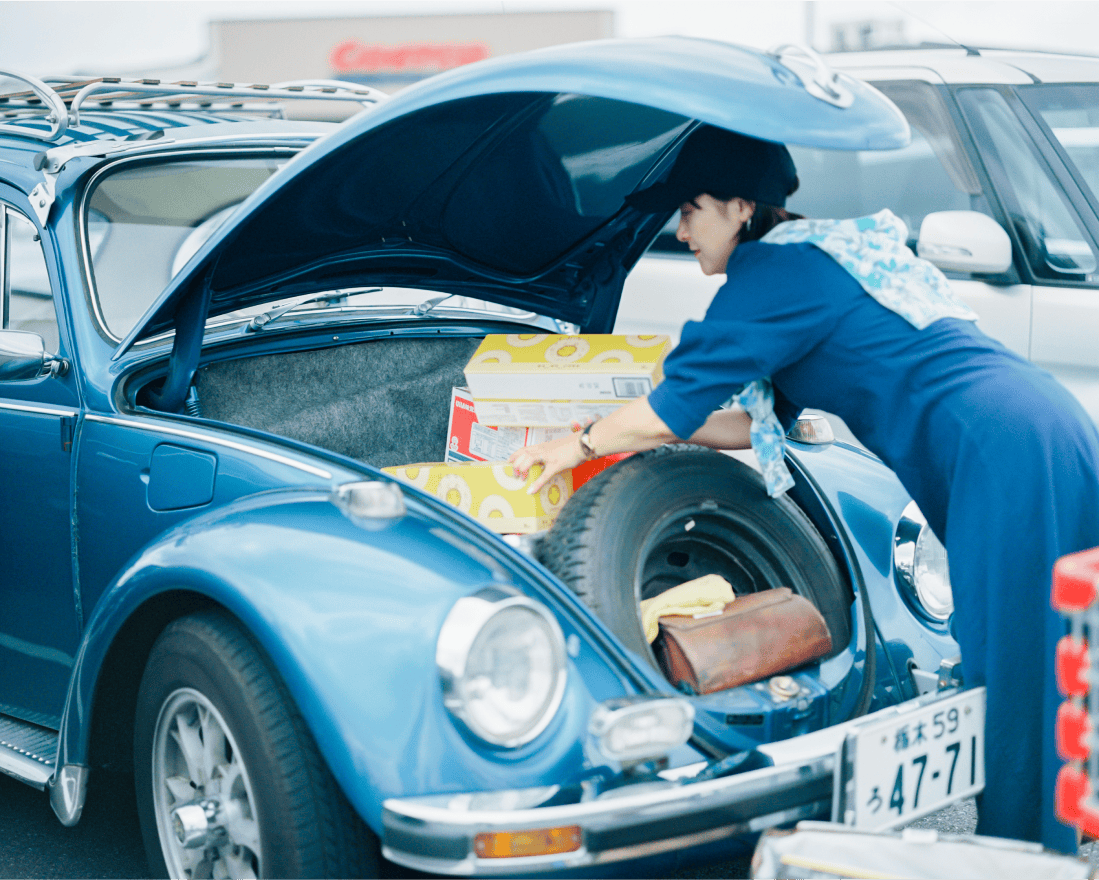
[120,37,909,349]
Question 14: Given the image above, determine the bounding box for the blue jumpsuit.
[647,240,1099,852]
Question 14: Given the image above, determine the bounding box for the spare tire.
[538,445,852,671]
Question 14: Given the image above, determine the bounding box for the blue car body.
[0,38,962,876]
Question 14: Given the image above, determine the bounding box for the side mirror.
[0,330,68,381]
[916,211,1013,275]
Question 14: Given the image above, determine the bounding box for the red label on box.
[446,387,526,463]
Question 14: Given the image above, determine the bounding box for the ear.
[735,199,756,223]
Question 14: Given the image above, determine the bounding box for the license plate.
[839,687,985,831]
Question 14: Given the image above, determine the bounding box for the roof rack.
[0,69,388,143]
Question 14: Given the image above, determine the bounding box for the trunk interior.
[191,335,483,468]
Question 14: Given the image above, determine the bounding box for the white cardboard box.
[464,333,670,427]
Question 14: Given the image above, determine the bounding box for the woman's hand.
[505,400,751,496]
[508,397,681,495]
[509,433,586,495]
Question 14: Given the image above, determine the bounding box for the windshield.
[84,156,286,340]
[1019,83,1099,205]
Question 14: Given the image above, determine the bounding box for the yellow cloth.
[639,574,736,644]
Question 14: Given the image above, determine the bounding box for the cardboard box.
[383,461,572,534]
[445,386,633,487]
[445,387,570,464]
[464,333,670,427]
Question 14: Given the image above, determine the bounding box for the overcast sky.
[0,1,1097,75]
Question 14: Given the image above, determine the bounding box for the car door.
[956,84,1099,423]
[0,201,82,728]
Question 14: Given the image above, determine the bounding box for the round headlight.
[436,589,567,747]
[894,502,953,621]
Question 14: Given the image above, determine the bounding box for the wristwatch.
[577,421,598,460]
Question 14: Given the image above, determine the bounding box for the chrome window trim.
[1,204,7,329]
[85,413,333,479]
[77,146,307,345]
[0,400,77,417]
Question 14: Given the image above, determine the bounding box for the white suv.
[621,47,1099,424]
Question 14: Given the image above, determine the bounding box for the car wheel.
[538,445,852,670]
[134,609,379,879]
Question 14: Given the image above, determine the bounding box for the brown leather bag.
[654,587,833,695]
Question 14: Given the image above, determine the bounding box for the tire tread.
[137,610,378,879]
[538,445,852,665]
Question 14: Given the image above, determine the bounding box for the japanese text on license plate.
[841,687,985,831]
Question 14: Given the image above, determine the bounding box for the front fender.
[787,440,958,691]
[59,488,624,832]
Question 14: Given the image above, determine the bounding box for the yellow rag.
[639,574,736,644]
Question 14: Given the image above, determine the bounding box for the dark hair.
[741,203,804,243]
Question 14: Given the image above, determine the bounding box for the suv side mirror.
[916,211,1013,275]
[0,330,68,381]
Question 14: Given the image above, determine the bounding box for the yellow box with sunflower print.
[382,461,573,534]
[464,333,671,427]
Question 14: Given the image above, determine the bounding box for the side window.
[2,207,60,351]
[958,88,1098,282]
[787,81,983,248]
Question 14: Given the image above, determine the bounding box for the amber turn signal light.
[474,826,582,859]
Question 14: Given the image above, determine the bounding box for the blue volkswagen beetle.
[0,39,973,878]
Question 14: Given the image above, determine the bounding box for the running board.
[0,714,58,789]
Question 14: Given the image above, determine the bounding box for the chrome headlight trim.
[894,501,954,621]
[436,588,567,748]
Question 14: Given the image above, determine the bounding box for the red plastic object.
[1079,797,1099,840]
[572,452,633,488]
[1054,764,1099,839]
[1052,547,1099,613]
[1056,764,1089,825]
[1056,702,1091,761]
[1056,637,1090,697]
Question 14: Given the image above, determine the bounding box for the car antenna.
[887,1,982,56]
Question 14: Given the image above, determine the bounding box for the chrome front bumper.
[381,691,968,876]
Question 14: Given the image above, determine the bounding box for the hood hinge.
[29,175,56,226]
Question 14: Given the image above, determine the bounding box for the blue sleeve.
[773,386,803,432]
[648,242,842,439]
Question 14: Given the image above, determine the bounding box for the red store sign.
[330,40,490,74]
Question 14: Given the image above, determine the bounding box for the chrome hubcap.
[152,688,261,879]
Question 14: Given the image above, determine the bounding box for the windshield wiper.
[410,294,455,316]
[244,289,381,333]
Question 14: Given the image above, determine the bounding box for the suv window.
[2,207,59,351]
[1017,83,1099,208]
[646,81,983,255]
[788,81,981,247]
[959,87,1098,280]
